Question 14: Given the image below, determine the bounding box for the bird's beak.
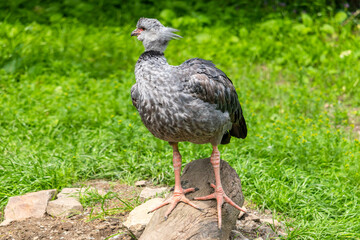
[131,28,143,37]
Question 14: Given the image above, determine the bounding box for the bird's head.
[131,18,181,53]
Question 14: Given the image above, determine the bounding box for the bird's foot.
[148,187,202,220]
[194,183,246,228]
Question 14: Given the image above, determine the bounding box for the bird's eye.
[139,27,145,31]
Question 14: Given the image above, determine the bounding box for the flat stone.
[245,213,260,222]
[57,187,106,199]
[238,206,247,219]
[46,197,83,217]
[135,180,147,187]
[123,198,164,237]
[57,188,81,199]
[1,189,56,226]
[139,187,168,199]
[260,218,281,227]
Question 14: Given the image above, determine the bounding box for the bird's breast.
[134,81,230,144]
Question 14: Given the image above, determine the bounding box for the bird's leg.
[194,145,246,228]
[148,143,202,219]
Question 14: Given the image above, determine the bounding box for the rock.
[260,218,281,228]
[123,198,164,238]
[139,187,168,199]
[243,219,259,230]
[238,206,247,219]
[140,158,245,240]
[245,213,260,222]
[278,230,288,237]
[57,188,81,199]
[128,224,146,238]
[257,224,278,239]
[230,230,250,240]
[0,189,56,226]
[135,180,147,187]
[57,187,106,199]
[46,197,83,217]
[108,235,121,240]
[264,209,272,214]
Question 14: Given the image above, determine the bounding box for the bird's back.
[178,58,247,142]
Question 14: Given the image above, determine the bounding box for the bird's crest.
[161,27,182,41]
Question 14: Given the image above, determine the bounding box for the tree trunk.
[139,158,244,240]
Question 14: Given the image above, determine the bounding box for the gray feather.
[131,18,247,146]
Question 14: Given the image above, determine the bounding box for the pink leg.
[194,145,246,228]
[148,143,202,219]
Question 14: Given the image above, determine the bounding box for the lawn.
[0,1,360,239]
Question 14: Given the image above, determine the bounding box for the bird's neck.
[139,50,165,59]
[137,51,168,66]
[143,40,169,53]
[135,51,170,85]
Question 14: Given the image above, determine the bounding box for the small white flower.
[340,50,352,58]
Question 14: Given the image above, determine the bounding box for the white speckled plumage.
[131,18,246,146]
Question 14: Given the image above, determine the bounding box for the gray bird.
[131,18,247,228]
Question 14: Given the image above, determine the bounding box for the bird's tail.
[230,117,247,139]
[221,115,247,144]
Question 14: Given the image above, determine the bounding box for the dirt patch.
[0,180,287,240]
[231,202,288,239]
[0,180,139,240]
[0,215,130,240]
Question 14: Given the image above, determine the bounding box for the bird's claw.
[148,187,202,220]
[195,184,246,228]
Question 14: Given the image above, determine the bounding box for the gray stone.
[46,197,83,217]
[135,180,147,187]
[0,189,56,226]
[139,187,168,199]
[123,198,164,237]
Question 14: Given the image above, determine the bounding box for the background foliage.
[0,1,359,239]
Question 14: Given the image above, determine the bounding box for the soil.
[0,180,287,240]
[0,216,129,240]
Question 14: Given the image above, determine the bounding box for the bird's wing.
[131,83,139,108]
[180,58,247,139]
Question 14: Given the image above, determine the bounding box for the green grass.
[77,187,140,221]
[1,3,360,239]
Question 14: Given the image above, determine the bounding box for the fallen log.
[139,158,245,240]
